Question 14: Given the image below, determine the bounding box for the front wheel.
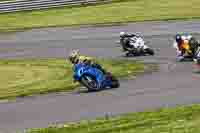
[80,75,99,91]
[145,48,154,55]
[176,55,184,62]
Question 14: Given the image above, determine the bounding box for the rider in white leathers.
[119,32,145,51]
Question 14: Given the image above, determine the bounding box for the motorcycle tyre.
[80,75,99,92]
[108,74,120,88]
[145,48,154,56]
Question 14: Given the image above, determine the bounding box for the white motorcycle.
[192,46,200,72]
[194,46,200,65]
[120,35,154,57]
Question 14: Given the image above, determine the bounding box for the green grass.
[0,58,145,100]
[28,104,200,133]
[0,0,200,32]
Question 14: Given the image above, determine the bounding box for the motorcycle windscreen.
[73,63,91,80]
[73,64,85,80]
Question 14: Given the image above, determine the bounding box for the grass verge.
[0,0,200,32]
[0,58,145,100]
[28,104,200,133]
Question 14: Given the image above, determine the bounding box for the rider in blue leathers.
[68,49,107,74]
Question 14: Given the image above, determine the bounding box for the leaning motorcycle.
[73,63,120,91]
[120,35,154,57]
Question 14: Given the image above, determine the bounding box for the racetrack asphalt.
[1,20,200,132]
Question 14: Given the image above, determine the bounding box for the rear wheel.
[111,79,120,88]
[81,75,99,91]
[145,48,154,55]
[106,73,120,88]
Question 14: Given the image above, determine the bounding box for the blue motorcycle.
[73,63,120,91]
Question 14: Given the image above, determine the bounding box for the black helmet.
[175,34,182,43]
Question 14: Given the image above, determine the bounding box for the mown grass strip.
[28,104,200,133]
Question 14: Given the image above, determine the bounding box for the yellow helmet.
[68,49,80,64]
